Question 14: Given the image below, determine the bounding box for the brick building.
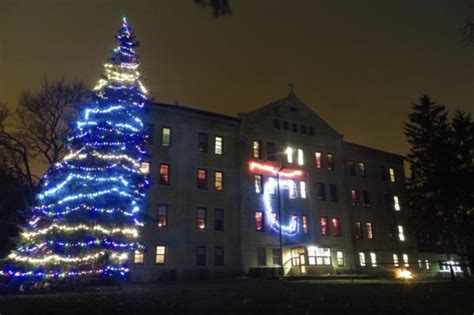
[130,91,456,281]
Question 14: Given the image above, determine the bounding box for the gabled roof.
[149,102,240,123]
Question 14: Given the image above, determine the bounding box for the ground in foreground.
[0,278,472,314]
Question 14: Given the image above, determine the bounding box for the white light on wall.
[300,181,307,199]
[297,149,304,165]
[285,147,294,163]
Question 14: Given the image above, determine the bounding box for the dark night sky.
[1,0,472,157]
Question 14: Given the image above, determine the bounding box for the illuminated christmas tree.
[1,18,149,280]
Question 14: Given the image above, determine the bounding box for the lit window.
[196,207,206,230]
[214,247,224,266]
[140,162,150,174]
[253,140,262,159]
[286,147,294,163]
[425,260,430,270]
[358,162,366,177]
[268,177,277,195]
[393,196,401,211]
[351,189,360,206]
[418,259,423,269]
[330,184,338,202]
[300,181,307,199]
[197,169,208,190]
[389,167,396,182]
[318,183,327,201]
[327,153,335,171]
[157,204,168,228]
[254,174,263,194]
[398,225,405,241]
[215,136,223,155]
[363,191,370,207]
[288,180,297,199]
[370,252,377,267]
[348,160,356,176]
[256,247,267,265]
[332,217,341,236]
[297,149,304,165]
[159,163,170,185]
[393,254,399,267]
[355,221,362,239]
[196,246,206,266]
[302,215,309,234]
[359,252,366,266]
[403,253,409,267]
[307,246,331,265]
[267,143,276,161]
[198,132,208,153]
[366,222,374,239]
[255,211,264,232]
[214,208,224,231]
[161,127,171,147]
[155,246,166,264]
[134,250,144,264]
[271,212,278,225]
[336,251,345,266]
[214,171,224,191]
[320,216,329,236]
[315,152,322,169]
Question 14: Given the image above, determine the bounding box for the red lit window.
[255,211,264,232]
[351,189,360,206]
[315,152,322,169]
[320,216,329,236]
[159,164,170,185]
[197,169,208,189]
[332,217,341,236]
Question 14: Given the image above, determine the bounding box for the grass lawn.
[0,278,472,315]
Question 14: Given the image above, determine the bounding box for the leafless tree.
[0,78,89,207]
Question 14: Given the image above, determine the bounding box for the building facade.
[130,92,454,281]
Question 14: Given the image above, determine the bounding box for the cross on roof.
[288,82,295,95]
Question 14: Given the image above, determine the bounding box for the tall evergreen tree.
[1,18,149,280]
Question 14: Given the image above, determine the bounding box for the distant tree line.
[405,95,474,276]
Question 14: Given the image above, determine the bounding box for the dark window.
[252,140,262,159]
[157,204,168,228]
[214,247,224,266]
[358,162,366,177]
[330,184,338,202]
[318,183,327,201]
[351,189,360,206]
[363,191,370,207]
[308,127,315,136]
[302,215,309,234]
[283,121,289,130]
[198,133,208,153]
[196,246,206,266]
[381,166,387,181]
[327,153,335,171]
[161,127,171,147]
[384,193,391,210]
[256,247,267,265]
[159,163,170,185]
[196,207,206,230]
[214,208,224,231]
[388,224,395,241]
[348,160,356,176]
[300,125,307,134]
[355,221,363,239]
[320,216,329,236]
[332,217,341,236]
[272,248,281,265]
[145,123,154,144]
[255,211,264,232]
[267,142,276,161]
[273,119,280,129]
[197,169,208,190]
[292,123,298,132]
